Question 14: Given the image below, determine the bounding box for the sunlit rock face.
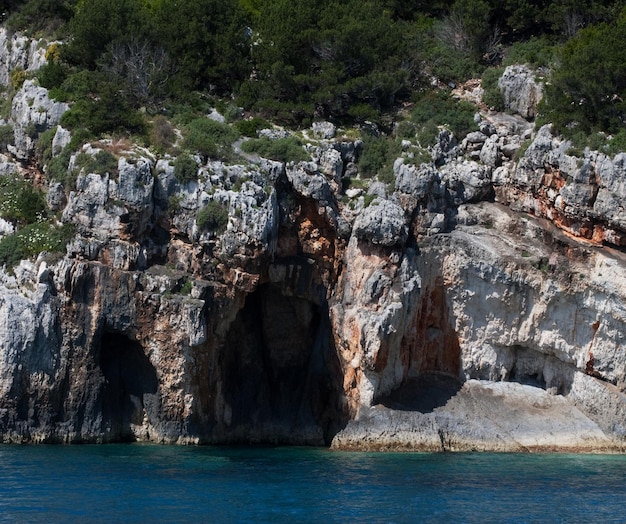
[0,33,624,450]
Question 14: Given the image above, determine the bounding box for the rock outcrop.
[498,64,544,119]
[0,37,624,451]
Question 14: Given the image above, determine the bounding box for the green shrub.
[168,194,182,212]
[74,150,118,177]
[35,127,56,164]
[45,147,74,186]
[0,176,46,225]
[173,154,198,184]
[37,62,68,90]
[427,45,484,84]
[502,36,557,68]
[197,200,228,233]
[183,118,238,161]
[481,67,504,111]
[57,71,145,136]
[357,134,401,182]
[25,122,40,140]
[411,90,476,139]
[0,222,75,270]
[541,19,626,136]
[567,129,626,157]
[363,193,376,207]
[395,120,417,140]
[234,117,271,137]
[606,129,626,156]
[149,115,177,153]
[0,125,14,150]
[415,121,440,148]
[240,136,309,163]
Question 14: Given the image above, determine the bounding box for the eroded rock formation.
[0,40,624,451]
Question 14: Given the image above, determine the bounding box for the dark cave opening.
[222,282,347,445]
[99,332,158,441]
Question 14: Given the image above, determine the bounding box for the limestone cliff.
[0,45,624,451]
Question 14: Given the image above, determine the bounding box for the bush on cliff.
[411,90,477,140]
[182,118,238,162]
[0,222,75,269]
[197,201,229,234]
[240,0,410,124]
[173,154,198,184]
[240,136,309,163]
[0,175,46,225]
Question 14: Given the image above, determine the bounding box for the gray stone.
[440,160,493,204]
[498,65,544,119]
[312,121,336,139]
[352,198,408,246]
[9,80,69,160]
[51,126,71,156]
[0,28,47,86]
[479,135,501,167]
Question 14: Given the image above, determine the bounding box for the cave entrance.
[222,282,347,445]
[99,332,158,441]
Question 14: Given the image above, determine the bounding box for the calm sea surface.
[0,444,624,523]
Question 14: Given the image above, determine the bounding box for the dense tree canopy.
[240,0,410,123]
[541,10,626,134]
[2,0,626,137]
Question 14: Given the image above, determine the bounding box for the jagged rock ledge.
[0,45,625,451]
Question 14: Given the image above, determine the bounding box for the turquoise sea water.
[0,445,624,523]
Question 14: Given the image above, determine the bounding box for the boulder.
[9,80,69,160]
[498,65,544,120]
[352,199,408,246]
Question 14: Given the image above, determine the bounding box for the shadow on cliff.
[99,332,159,441]
[377,372,462,413]
[220,278,350,445]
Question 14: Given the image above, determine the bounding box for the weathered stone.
[498,64,544,119]
[352,199,408,247]
[0,28,47,86]
[312,121,336,139]
[440,159,493,204]
[9,80,69,160]
[479,135,501,167]
[51,126,71,156]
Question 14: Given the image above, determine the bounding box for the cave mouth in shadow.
[377,372,463,413]
[222,282,348,445]
[99,332,158,442]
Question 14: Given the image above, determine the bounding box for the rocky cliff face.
[0,46,624,451]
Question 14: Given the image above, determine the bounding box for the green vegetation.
[0,175,46,225]
[149,115,177,153]
[411,90,477,141]
[74,150,118,177]
[240,136,309,163]
[197,200,229,234]
[539,12,626,137]
[0,0,625,157]
[173,154,198,184]
[0,170,76,269]
[0,124,14,150]
[182,118,238,162]
[0,222,75,269]
[234,117,272,138]
[179,279,193,295]
[481,67,505,111]
[358,135,400,182]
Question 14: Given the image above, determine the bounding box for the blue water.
[0,445,624,523]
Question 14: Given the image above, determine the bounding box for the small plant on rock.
[173,154,198,184]
[197,200,228,234]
